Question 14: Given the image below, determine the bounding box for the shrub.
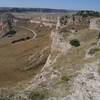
[60,16,68,25]
[2,30,16,38]
[70,39,80,47]
[12,37,31,43]
[61,75,70,82]
[97,33,100,39]
[29,89,48,100]
[88,47,100,55]
[98,63,100,74]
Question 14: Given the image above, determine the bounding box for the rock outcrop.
[89,18,100,30]
[12,17,72,99]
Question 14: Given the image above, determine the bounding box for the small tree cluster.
[60,16,68,25]
[76,10,100,18]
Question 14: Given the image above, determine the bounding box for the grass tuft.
[29,89,48,100]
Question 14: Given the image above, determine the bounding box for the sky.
[0,0,100,11]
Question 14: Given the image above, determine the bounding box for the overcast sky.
[0,0,99,11]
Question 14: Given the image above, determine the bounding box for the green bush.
[2,30,16,38]
[9,30,16,35]
[97,33,100,39]
[70,39,80,47]
[29,89,48,100]
[88,47,100,55]
[61,75,70,82]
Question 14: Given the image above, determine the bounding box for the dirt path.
[16,26,37,40]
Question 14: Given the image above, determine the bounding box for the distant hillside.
[76,10,100,17]
[0,7,78,13]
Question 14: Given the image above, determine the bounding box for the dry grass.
[53,29,100,80]
[0,23,51,87]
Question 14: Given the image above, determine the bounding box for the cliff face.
[51,30,71,54]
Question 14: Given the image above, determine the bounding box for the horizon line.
[0,6,99,12]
